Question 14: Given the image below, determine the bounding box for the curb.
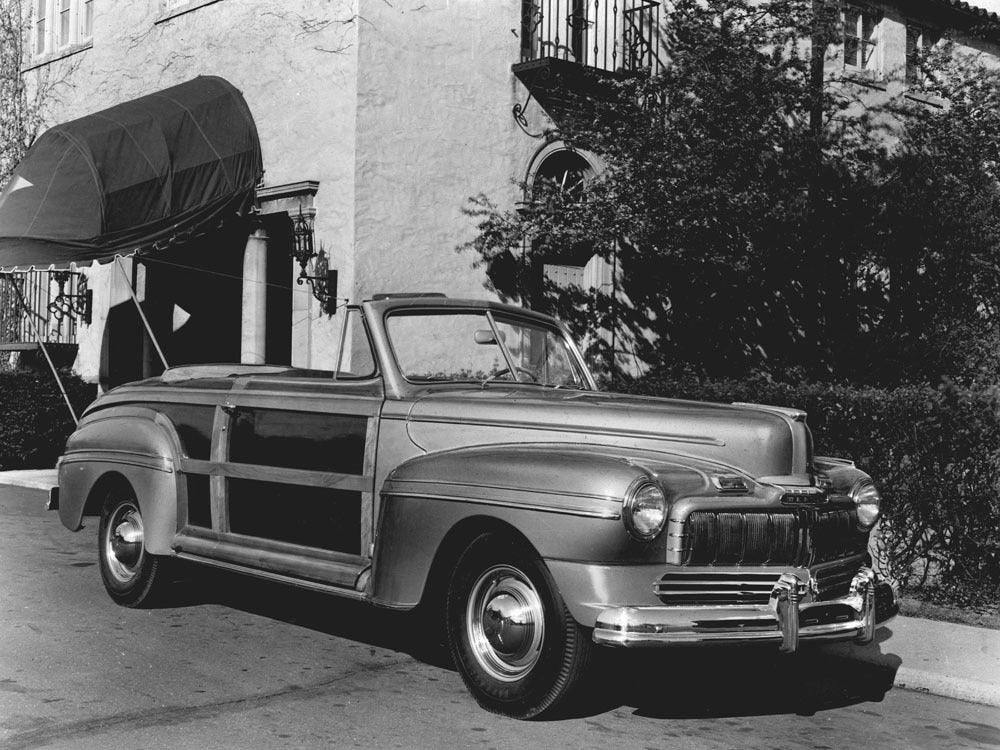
[0,472,58,492]
[821,627,1000,708]
[892,668,1000,708]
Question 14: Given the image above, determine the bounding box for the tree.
[0,0,39,190]
[462,0,1000,387]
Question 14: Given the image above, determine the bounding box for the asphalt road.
[2,485,999,750]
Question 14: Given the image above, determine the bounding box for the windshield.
[385,309,591,388]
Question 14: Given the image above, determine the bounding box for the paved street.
[2,485,999,750]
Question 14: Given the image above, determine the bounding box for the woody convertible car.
[54,295,897,718]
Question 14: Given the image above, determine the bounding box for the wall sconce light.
[290,207,339,315]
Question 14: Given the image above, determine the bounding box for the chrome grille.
[656,555,867,606]
[684,509,867,566]
[655,570,780,605]
[814,556,866,600]
[811,510,866,563]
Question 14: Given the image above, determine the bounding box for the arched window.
[527,148,605,293]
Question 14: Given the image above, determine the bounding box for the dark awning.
[0,75,262,269]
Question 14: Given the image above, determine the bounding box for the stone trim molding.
[256,180,320,217]
[22,41,92,72]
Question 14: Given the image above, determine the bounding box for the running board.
[174,551,369,600]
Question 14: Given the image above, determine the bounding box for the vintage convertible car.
[54,294,897,718]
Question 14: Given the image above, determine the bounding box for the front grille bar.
[656,570,781,605]
[656,555,867,606]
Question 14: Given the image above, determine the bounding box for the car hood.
[401,386,811,481]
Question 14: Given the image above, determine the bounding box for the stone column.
[291,262,312,368]
[241,227,268,364]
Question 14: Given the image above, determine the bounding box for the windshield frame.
[378,304,596,392]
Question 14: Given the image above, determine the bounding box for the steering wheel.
[482,366,537,385]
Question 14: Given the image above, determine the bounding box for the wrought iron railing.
[520,0,662,74]
[0,271,90,346]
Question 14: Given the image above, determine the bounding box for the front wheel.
[98,483,166,607]
[445,533,591,718]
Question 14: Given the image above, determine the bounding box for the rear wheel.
[445,533,591,718]
[98,482,166,607]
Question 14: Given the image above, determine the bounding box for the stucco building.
[1,0,999,387]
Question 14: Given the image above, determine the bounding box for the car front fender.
[369,443,711,613]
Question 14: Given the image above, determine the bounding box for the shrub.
[620,374,1000,602]
[0,370,95,470]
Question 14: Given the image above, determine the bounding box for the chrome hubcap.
[466,565,544,682]
[104,502,144,584]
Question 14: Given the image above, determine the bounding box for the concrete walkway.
[2,468,998,709]
[822,613,1000,708]
[0,468,58,491]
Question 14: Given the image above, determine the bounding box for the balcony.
[513,0,662,108]
[0,271,90,364]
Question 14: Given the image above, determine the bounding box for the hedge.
[620,375,1000,606]
[0,370,96,471]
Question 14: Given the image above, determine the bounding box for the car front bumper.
[592,567,898,652]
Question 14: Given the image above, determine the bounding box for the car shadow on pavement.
[567,644,900,720]
[164,564,901,720]
[166,563,455,668]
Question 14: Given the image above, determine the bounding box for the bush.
[0,370,95,470]
[620,374,1000,603]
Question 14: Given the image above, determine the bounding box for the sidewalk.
[0,468,58,492]
[821,614,1000,708]
[1,468,998,709]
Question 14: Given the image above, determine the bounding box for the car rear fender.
[57,406,182,556]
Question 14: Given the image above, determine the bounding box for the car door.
[173,374,383,591]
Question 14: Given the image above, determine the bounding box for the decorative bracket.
[512,66,552,139]
[513,90,546,139]
[48,271,92,325]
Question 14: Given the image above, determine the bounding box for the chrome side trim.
[391,414,725,447]
[389,476,619,504]
[732,402,807,422]
[381,490,621,520]
[93,387,382,413]
[60,450,174,474]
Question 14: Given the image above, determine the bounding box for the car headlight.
[851,479,882,531]
[623,480,668,542]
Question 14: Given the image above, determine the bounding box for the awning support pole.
[5,275,79,426]
[115,257,169,371]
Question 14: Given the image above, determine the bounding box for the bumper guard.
[593,567,898,652]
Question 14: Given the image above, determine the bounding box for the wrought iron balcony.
[0,271,90,354]
[512,0,662,132]
[517,0,662,75]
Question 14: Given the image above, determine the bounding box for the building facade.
[5,0,1000,387]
